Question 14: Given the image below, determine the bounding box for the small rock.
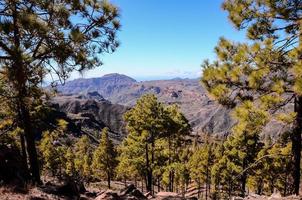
[156,192,184,200]
[144,192,154,199]
[95,190,120,200]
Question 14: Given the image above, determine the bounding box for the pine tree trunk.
[292,96,302,195]
[206,164,210,200]
[11,2,40,184]
[145,143,152,192]
[107,171,111,189]
[169,171,173,192]
[168,136,173,192]
[205,182,208,200]
[241,158,247,197]
[20,133,29,181]
[21,102,41,184]
[142,179,144,193]
[197,181,201,199]
[284,175,287,196]
[151,133,155,194]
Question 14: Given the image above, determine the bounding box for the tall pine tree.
[92,127,117,189]
[0,0,120,183]
[202,0,302,194]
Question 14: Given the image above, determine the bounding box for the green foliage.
[118,94,191,193]
[247,137,293,196]
[188,143,214,196]
[64,147,75,177]
[92,127,117,188]
[39,119,69,177]
[201,0,302,196]
[0,0,120,183]
[209,102,265,198]
[74,135,93,181]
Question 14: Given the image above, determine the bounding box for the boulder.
[144,192,154,199]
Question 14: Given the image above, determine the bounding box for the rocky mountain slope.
[51,92,129,143]
[57,73,234,136]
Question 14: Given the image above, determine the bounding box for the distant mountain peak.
[101,73,137,83]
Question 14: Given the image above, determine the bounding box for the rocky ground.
[2,183,302,200]
[241,194,301,200]
[0,183,199,200]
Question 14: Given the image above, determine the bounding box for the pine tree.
[74,135,92,182]
[209,102,266,198]
[92,127,117,189]
[39,119,69,177]
[121,95,191,193]
[117,127,148,189]
[39,131,60,176]
[123,94,166,192]
[202,0,302,194]
[0,0,120,183]
[248,135,293,196]
[164,104,191,192]
[64,147,75,177]
[189,143,214,199]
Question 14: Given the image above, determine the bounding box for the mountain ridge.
[56,73,234,136]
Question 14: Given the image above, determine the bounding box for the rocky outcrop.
[51,92,129,142]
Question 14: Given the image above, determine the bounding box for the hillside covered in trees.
[1,0,302,200]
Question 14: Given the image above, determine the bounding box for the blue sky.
[72,0,247,81]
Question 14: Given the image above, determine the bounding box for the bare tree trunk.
[205,183,208,200]
[292,96,302,195]
[241,157,247,197]
[107,171,111,189]
[145,143,152,192]
[197,181,201,199]
[20,133,29,180]
[142,179,144,193]
[20,102,41,184]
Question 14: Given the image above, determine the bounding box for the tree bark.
[241,154,247,197]
[292,96,302,195]
[197,181,201,199]
[19,133,29,181]
[107,171,111,189]
[205,183,208,200]
[20,102,41,184]
[11,1,40,184]
[145,143,152,192]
